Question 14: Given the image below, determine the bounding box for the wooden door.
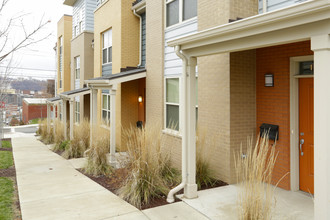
[299,78,314,194]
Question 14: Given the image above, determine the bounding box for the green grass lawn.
[1,141,12,149]
[0,151,13,169]
[29,118,41,124]
[0,177,14,220]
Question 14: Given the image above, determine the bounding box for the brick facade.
[22,102,47,124]
[256,41,313,189]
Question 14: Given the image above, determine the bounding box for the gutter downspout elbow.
[167,45,188,203]
[133,9,142,67]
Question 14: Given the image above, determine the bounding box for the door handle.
[300,139,304,156]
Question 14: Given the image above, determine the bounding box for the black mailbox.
[259,123,279,141]
[136,121,143,129]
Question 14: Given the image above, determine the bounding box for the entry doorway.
[298,78,314,194]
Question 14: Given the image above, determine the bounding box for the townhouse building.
[48,0,330,217]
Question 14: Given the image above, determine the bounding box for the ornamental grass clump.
[83,126,111,176]
[235,134,278,220]
[62,118,90,159]
[37,119,54,144]
[118,123,178,209]
[52,119,66,151]
[196,127,217,189]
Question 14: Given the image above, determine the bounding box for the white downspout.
[167,45,188,203]
[263,0,267,13]
[133,9,142,67]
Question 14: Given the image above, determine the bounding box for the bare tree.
[0,0,50,146]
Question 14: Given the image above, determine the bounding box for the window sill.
[162,129,182,139]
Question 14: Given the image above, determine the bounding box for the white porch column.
[109,88,117,165]
[46,103,51,134]
[90,88,98,147]
[184,57,198,199]
[62,100,67,140]
[69,99,74,140]
[311,34,330,220]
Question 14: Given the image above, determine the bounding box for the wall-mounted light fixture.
[265,73,274,87]
[138,95,143,103]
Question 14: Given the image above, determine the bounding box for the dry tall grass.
[37,119,54,144]
[83,125,111,176]
[52,119,66,151]
[62,119,90,159]
[235,134,278,220]
[196,127,217,189]
[118,123,179,209]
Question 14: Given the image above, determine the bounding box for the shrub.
[235,134,278,220]
[196,127,217,189]
[83,125,111,176]
[118,123,178,209]
[62,118,90,159]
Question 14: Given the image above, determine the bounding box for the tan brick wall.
[94,0,140,149]
[57,15,72,94]
[256,41,313,190]
[145,0,164,125]
[196,0,258,184]
[229,50,257,183]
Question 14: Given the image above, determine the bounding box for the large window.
[102,93,111,126]
[165,78,180,131]
[166,0,197,27]
[75,56,80,79]
[102,29,112,65]
[75,101,80,123]
[59,101,63,121]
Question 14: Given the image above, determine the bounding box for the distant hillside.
[11,78,47,91]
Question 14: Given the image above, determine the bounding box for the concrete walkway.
[12,135,209,220]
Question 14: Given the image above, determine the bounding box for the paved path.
[12,135,209,220]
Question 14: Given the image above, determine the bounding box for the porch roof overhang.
[46,96,61,104]
[59,87,90,100]
[167,0,330,57]
[63,0,76,6]
[85,68,146,89]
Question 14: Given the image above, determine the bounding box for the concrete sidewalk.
[12,135,209,220]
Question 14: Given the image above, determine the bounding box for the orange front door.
[299,78,314,194]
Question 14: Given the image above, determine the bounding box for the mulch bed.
[0,138,22,220]
[78,168,227,210]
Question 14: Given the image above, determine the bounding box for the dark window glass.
[108,47,112,63]
[166,0,179,27]
[183,0,197,21]
[166,104,179,131]
[103,49,107,64]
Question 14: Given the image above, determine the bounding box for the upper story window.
[74,10,83,37]
[75,56,80,79]
[166,0,197,27]
[102,29,112,65]
[59,36,63,88]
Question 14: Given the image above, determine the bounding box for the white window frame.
[75,101,80,124]
[75,56,80,80]
[101,93,111,126]
[165,0,197,28]
[164,76,180,132]
[102,29,112,65]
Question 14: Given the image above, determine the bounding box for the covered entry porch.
[167,0,330,218]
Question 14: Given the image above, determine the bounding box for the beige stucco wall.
[93,0,140,149]
[57,15,72,94]
[71,31,94,122]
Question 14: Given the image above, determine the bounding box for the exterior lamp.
[138,95,143,103]
[265,73,274,87]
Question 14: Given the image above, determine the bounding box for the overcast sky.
[1,0,72,81]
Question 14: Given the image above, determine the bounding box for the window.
[75,56,80,79]
[102,29,112,65]
[102,93,111,126]
[59,101,62,121]
[59,36,63,88]
[165,78,180,131]
[166,0,197,27]
[75,101,80,123]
